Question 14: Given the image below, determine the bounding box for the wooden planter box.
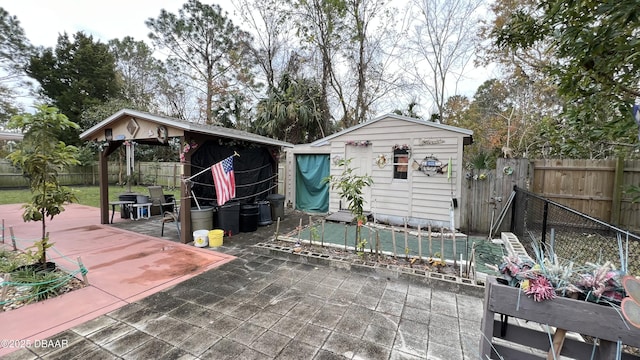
[480,276,640,360]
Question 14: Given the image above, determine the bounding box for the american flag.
[211,156,236,206]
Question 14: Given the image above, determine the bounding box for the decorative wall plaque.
[127,118,139,137]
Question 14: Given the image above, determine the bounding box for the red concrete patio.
[0,203,234,357]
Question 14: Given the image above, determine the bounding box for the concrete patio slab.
[0,203,235,357]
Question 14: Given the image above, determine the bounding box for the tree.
[290,0,346,130]
[405,0,483,119]
[231,0,293,91]
[254,66,327,144]
[393,99,422,119]
[492,0,640,158]
[108,36,166,112]
[6,106,79,266]
[27,32,120,145]
[337,0,404,127]
[0,7,35,124]
[146,0,257,125]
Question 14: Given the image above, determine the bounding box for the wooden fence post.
[611,156,624,226]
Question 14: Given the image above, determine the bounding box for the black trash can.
[267,194,285,221]
[118,194,137,219]
[240,204,259,232]
[218,201,240,236]
[257,200,272,226]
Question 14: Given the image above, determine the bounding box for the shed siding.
[325,117,466,227]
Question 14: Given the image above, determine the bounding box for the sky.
[1,0,200,48]
[1,0,496,113]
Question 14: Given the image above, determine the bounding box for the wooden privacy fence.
[461,158,640,235]
[0,160,182,188]
[0,159,287,195]
[2,157,638,233]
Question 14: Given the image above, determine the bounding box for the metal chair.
[148,186,174,216]
[161,201,180,237]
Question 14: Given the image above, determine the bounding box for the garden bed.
[0,246,86,312]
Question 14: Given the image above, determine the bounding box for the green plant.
[323,158,373,250]
[310,226,320,243]
[10,268,64,302]
[6,105,80,265]
[0,249,30,273]
[357,238,368,258]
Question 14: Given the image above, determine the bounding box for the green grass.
[0,186,181,208]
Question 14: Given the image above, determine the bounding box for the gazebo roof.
[80,109,293,148]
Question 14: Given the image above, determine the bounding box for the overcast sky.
[1,0,212,48]
[2,0,496,113]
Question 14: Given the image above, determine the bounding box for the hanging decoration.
[346,140,371,147]
[376,154,387,168]
[180,140,199,163]
[418,155,448,175]
[503,166,514,175]
[393,144,410,151]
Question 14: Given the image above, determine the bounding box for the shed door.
[345,145,372,211]
[295,154,329,213]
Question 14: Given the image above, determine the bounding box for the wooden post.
[376,231,380,259]
[321,220,325,247]
[452,229,457,268]
[428,225,432,258]
[274,217,281,240]
[418,225,422,261]
[297,218,302,242]
[391,227,397,258]
[404,221,409,260]
[611,156,624,226]
[440,228,445,262]
[344,224,348,251]
[77,257,89,286]
[10,227,16,251]
[308,216,313,245]
[1,273,10,307]
[368,227,373,254]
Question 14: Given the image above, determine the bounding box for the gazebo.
[80,109,293,243]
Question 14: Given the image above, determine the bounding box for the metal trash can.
[239,204,259,232]
[257,200,272,226]
[266,194,285,221]
[218,202,240,236]
[118,194,137,218]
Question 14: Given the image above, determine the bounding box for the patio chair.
[148,186,174,216]
[161,201,180,237]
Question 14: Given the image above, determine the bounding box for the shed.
[286,113,473,229]
[80,109,292,243]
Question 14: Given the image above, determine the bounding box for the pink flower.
[525,275,556,302]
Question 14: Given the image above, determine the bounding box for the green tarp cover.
[296,154,329,213]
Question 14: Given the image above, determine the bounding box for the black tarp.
[190,141,275,207]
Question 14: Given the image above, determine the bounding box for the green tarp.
[296,154,329,213]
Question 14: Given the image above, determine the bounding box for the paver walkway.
[5,255,484,360]
[1,204,484,359]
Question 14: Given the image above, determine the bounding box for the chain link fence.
[511,187,640,275]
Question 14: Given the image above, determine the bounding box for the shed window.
[393,149,409,179]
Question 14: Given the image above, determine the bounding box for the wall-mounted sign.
[419,155,448,175]
[127,117,139,137]
[419,138,445,145]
